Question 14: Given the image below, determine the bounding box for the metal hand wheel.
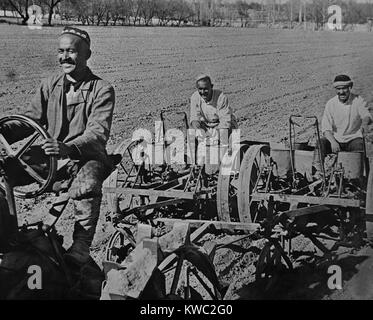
[0,115,57,199]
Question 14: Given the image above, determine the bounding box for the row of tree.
[263,0,373,29]
[1,0,373,28]
[0,0,196,26]
[60,0,197,26]
[0,0,61,25]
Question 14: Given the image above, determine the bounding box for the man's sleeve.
[321,102,334,134]
[216,93,233,129]
[0,79,48,143]
[66,84,115,160]
[27,78,49,124]
[190,92,201,124]
[357,97,373,120]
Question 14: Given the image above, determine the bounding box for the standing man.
[2,27,115,266]
[320,74,371,157]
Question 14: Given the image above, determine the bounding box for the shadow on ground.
[234,253,369,300]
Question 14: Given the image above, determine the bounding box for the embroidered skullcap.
[61,26,91,47]
[196,74,212,84]
[333,74,353,88]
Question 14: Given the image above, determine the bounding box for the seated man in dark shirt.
[1,27,115,266]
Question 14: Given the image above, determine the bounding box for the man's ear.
[211,84,214,89]
[350,83,353,89]
[86,49,92,60]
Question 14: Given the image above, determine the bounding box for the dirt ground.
[1,25,373,300]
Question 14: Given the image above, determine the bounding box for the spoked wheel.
[255,240,293,281]
[337,207,366,247]
[216,143,251,222]
[105,228,136,264]
[238,144,270,223]
[158,245,223,300]
[105,236,223,300]
[104,138,147,213]
[0,115,57,199]
[105,210,155,265]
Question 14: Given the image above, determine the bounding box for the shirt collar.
[63,77,83,93]
[60,67,93,93]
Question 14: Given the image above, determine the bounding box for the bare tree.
[344,0,365,25]
[91,0,109,26]
[190,0,200,25]
[235,0,250,27]
[140,0,158,25]
[170,0,193,26]
[118,0,132,25]
[70,0,90,25]
[59,0,75,21]
[104,4,111,25]
[61,0,132,26]
[103,0,132,26]
[38,0,63,25]
[0,0,10,16]
[225,2,237,26]
[6,0,30,24]
[156,0,172,26]
[131,0,143,25]
[107,0,123,25]
[213,5,225,26]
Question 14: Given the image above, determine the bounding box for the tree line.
[0,0,196,26]
[1,0,373,28]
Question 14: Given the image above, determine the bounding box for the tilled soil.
[2,25,373,299]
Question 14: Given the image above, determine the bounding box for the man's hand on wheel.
[42,138,72,157]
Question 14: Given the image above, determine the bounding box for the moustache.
[60,59,75,65]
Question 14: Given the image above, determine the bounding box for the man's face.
[197,80,213,102]
[335,85,351,103]
[58,34,90,77]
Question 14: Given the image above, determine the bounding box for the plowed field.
[2,25,373,300]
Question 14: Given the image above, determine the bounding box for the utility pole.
[200,0,204,25]
[298,0,302,25]
[277,0,280,17]
[303,0,306,30]
[290,0,293,28]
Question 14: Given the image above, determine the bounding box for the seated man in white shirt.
[320,74,372,158]
[190,74,238,146]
